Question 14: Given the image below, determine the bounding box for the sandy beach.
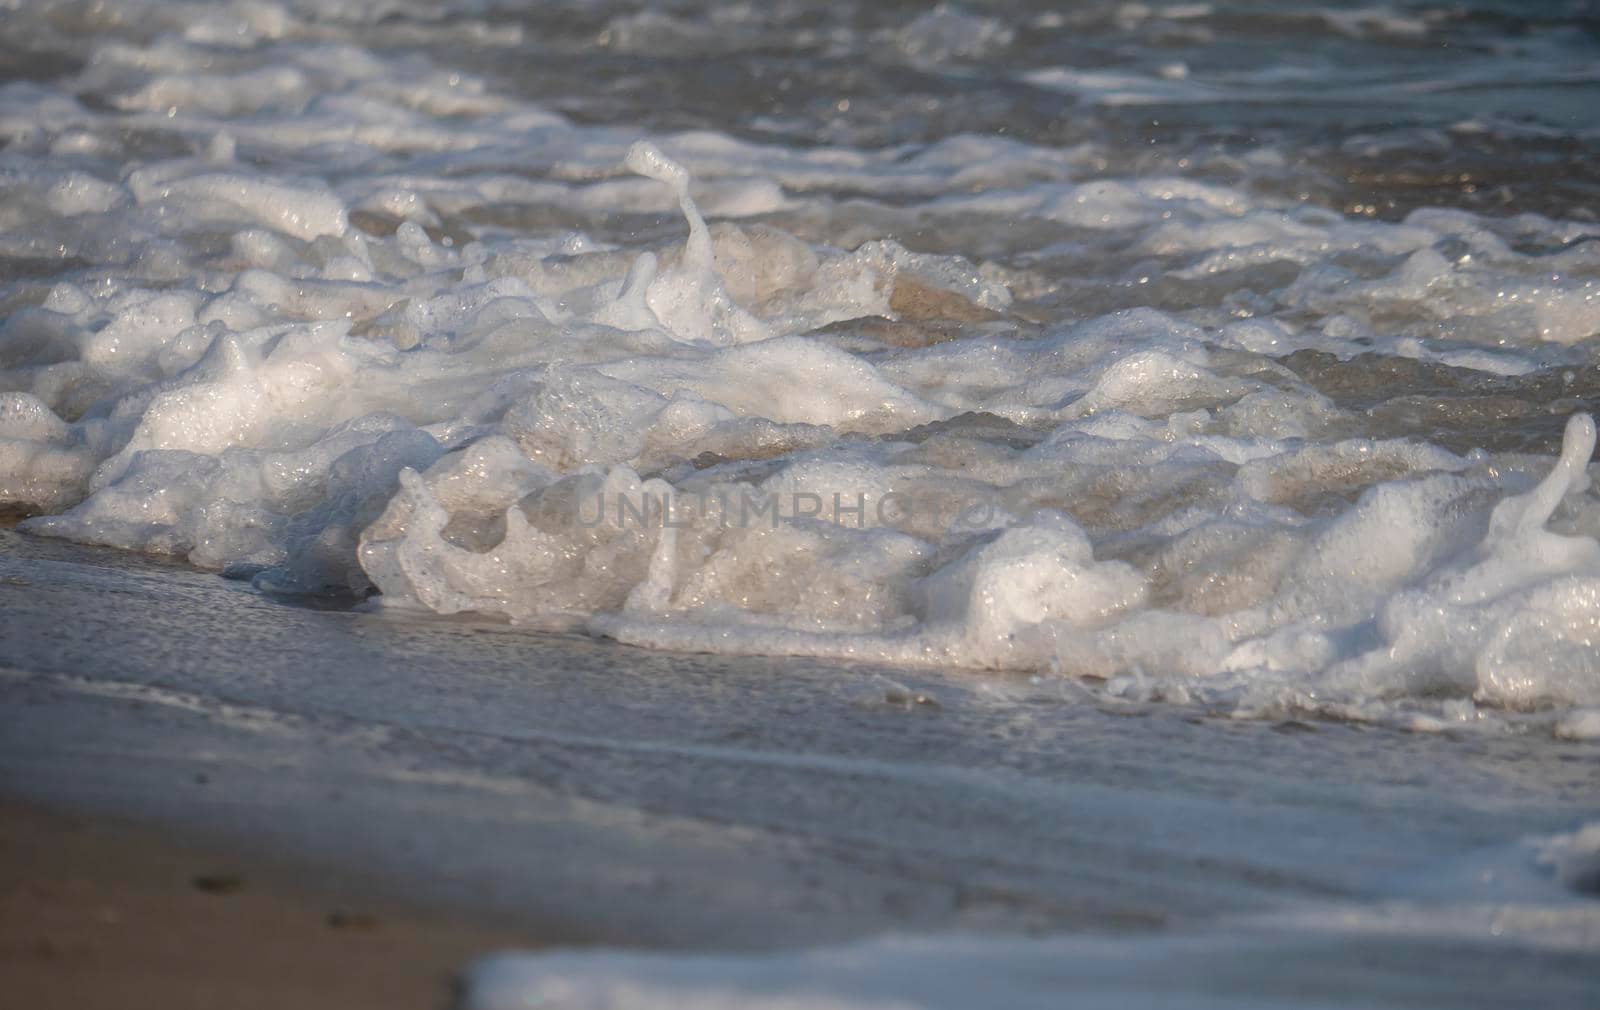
[0,799,536,1010]
[3,529,1597,1009]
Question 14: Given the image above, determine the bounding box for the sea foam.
[3,0,1599,732]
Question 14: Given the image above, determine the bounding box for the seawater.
[1,3,1599,1004]
[6,0,1599,733]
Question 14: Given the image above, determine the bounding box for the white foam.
[618,141,769,345]
[464,873,1600,1010]
[126,170,348,242]
[3,0,1600,733]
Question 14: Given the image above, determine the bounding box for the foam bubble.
[4,0,1600,733]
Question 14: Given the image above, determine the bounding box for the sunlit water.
[1,2,1598,1006]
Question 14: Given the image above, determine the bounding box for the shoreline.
[0,797,545,1010]
[4,531,1598,1010]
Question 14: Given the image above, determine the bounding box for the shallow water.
[1,1,1599,1005]
[1,529,1597,1008]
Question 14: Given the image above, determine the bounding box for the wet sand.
[0,799,538,1010]
[3,531,1598,1009]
